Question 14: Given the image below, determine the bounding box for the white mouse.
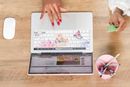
[3,17,16,40]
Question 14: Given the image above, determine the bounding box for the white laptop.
[28,12,93,75]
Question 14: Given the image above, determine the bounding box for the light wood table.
[0,0,130,87]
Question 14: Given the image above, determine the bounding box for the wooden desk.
[0,0,130,87]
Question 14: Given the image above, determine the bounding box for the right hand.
[41,0,66,26]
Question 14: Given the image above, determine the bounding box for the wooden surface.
[0,0,130,87]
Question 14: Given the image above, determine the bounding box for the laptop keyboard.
[32,30,91,50]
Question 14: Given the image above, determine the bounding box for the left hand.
[109,8,127,32]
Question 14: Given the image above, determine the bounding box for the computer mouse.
[3,17,16,40]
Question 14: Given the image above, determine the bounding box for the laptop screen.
[29,53,93,74]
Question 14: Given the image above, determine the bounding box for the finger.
[117,20,126,31]
[46,7,54,26]
[59,7,67,22]
[49,4,59,21]
[53,4,62,25]
[112,18,119,27]
[118,21,127,31]
[53,4,61,20]
[121,23,127,31]
[40,7,45,19]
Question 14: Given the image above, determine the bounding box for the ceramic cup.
[96,54,119,80]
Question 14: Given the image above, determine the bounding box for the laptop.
[28,12,93,75]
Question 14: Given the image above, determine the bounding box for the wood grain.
[0,0,130,87]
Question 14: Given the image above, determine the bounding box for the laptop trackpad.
[29,53,93,74]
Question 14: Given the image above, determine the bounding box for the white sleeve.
[108,0,130,16]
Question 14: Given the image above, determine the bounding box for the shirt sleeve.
[108,0,130,16]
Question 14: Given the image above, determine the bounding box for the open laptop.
[28,12,93,75]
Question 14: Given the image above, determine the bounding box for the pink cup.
[96,54,119,80]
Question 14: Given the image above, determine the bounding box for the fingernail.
[59,18,62,22]
[57,21,60,26]
[51,22,54,26]
[40,14,43,19]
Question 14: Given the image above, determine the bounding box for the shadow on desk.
[101,32,122,57]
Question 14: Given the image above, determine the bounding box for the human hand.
[109,8,127,32]
[41,0,66,26]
